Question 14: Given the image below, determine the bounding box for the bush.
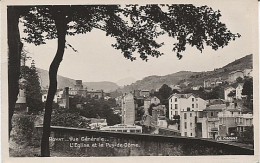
[11,114,40,147]
[51,111,90,128]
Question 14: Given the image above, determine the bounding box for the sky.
[20,1,256,84]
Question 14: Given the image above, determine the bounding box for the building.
[169,85,181,91]
[100,124,142,133]
[121,93,135,125]
[42,92,58,103]
[151,105,167,126]
[86,90,104,99]
[228,70,244,83]
[143,96,160,115]
[115,96,123,107]
[191,85,202,90]
[89,118,107,129]
[180,111,198,137]
[236,83,244,100]
[218,104,253,136]
[15,88,27,112]
[224,86,236,102]
[236,113,253,133]
[75,80,84,90]
[140,90,150,97]
[204,78,223,88]
[168,93,207,120]
[202,104,226,139]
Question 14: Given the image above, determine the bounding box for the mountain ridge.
[37,54,252,93]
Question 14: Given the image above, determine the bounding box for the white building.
[42,93,58,103]
[180,111,197,137]
[168,93,207,120]
[224,87,236,102]
[236,83,244,100]
[121,93,135,125]
[100,124,142,133]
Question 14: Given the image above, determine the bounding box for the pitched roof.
[168,93,197,100]
[205,104,226,111]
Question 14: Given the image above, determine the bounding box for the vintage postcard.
[1,0,259,163]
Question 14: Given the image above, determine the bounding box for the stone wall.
[37,126,253,157]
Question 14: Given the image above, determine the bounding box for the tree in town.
[8,4,240,156]
[242,78,253,100]
[242,77,253,111]
[21,65,44,114]
[148,103,156,116]
[157,84,173,101]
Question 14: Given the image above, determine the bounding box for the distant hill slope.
[37,68,119,92]
[118,54,253,93]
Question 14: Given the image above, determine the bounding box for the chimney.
[65,87,69,109]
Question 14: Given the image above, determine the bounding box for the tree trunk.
[41,11,67,157]
[7,6,23,138]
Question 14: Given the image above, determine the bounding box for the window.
[184,122,187,129]
[190,113,192,117]
[184,113,187,119]
[192,104,194,108]
[211,112,214,117]
[175,111,178,115]
[192,98,194,102]
[44,96,47,99]
[190,122,192,127]
[175,104,178,109]
[171,111,172,115]
[171,99,172,102]
[191,133,192,136]
[175,98,177,102]
[184,132,187,136]
[171,104,172,109]
[187,107,190,111]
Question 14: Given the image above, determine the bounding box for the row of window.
[170,104,199,110]
[184,132,193,137]
[184,122,193,129]
[184,113,193,119]
[170,98,197,102]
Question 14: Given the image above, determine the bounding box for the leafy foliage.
[242,78,253,99]
[20,65,44,114]
[51,109,90,128]
[20,5,240,60]
[68,96,121,126]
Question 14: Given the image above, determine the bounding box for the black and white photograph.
[1,0,259,162]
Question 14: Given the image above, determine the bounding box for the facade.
[143,96,160,115]
[15,88,27,112]
[224,87,235,102]
[180,111,197,137]
[42,92,58,103]
[203,105,225,139]
[218,107,253,136]
[121,93,135,125]
[236,83,244,100]
[100,124,142,133]
[191,85,202,90]
[140,90,150,97]
[86,90,104,99]
[168,93,207,120]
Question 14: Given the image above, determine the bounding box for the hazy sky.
[20,1,256,84]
